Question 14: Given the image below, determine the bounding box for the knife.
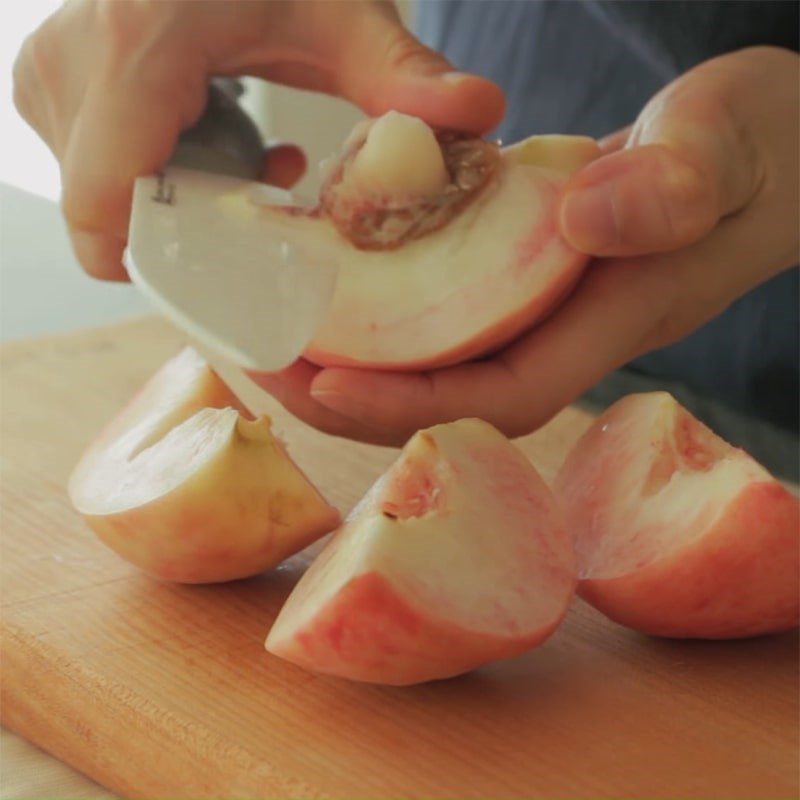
[124,80,339,373]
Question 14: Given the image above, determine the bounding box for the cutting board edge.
[0,622,325,800]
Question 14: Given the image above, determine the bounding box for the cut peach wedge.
[555,392,800,638]
[68,348,339,583]
[248,112,600,370]
[266,419,576,685]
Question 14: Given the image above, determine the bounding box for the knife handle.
[171,79,265,181]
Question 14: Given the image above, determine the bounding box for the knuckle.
[11,51,32,121]
[23,25,58,89]
[634,62,763,215]
[93,0,204,119]
[650,145,716,241]
[13,10,69,127]
[383,33,437,74]
[13,31,52,109]
[95,0,171,70]
[94,0,140,48]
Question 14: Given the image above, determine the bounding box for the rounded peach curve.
[266,418,577,685]
[68,348,339,583]
[253,112,600,370]
[555,392,799,638]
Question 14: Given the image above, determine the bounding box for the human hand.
[12,0,504,280]
[252,46,799,446]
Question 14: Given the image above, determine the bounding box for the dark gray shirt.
[415,0,799,476]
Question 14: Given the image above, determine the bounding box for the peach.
[555,392,799,638]
[68,348,339,583]
[253,112,600,370]
[266,418,576,685]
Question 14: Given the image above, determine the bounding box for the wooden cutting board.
[1,317,797,799]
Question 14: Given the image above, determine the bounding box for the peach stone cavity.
[255,112,600,370]
[266,418,577,685]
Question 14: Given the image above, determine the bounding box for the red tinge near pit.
[555,392,800,638]
[266,419,577,685]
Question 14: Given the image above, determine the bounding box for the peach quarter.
[555,392,799,638]
[69,348,339,583]
[266,418,577,685]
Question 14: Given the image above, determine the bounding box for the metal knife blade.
[124,81,338,373]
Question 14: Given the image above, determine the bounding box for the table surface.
[0,182,137,799]
[2,316,798,800]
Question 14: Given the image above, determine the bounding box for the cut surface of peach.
[69,348,339,583]
[248,112,600,370]
[555,392,799,638]
[266,418,576,685]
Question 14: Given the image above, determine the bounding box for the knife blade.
[124,80,338,373]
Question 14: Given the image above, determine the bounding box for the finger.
[330,6,505,133]
[60,63,207,278]
[11,34,60,157]
[261,143,307,190]
[310,359,533,439]
[598,125,631,154]
[249,360,405,446]
[559,61,763,257]
[311,168,786,440]
[309,257,681,437]
[211,0,504,133]
[67,229,129,282]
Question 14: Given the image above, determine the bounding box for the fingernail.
[311,388,396,433]
[560,182,619,253]
[310,388,364,418]
[441,71,473,85]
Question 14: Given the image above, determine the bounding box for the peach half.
[68,348,339,583]
[256,112,600,370]
[266,418,576,685]
[555,392,799,638]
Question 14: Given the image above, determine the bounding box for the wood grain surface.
[1,317,797,799]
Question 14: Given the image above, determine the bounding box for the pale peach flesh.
[555,392,799,638]
[69,348,339,583]
[252,112,600,370]
[266,418,576,685]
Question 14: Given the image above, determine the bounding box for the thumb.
[332,6,505,134]
[559,59,763,256]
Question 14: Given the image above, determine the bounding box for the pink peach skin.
[279,572,565,687]
[266,418,576,685]
[69,348,339,583]
[555,392,799,638]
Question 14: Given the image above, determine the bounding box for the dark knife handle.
[170,79,264,180]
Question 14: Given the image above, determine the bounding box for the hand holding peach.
[258,47,799,448]
[13,0,504,280]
